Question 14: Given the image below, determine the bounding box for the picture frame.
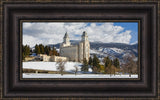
[20,20,140,80]
[1,1,158,99]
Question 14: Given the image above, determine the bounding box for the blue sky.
[114,22,138,44]
[85,22,138,44]
[23,22,138,47]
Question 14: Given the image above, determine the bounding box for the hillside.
[47,40,138,63]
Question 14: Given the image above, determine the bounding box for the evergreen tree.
[37,46,40,54]
[44,46,50,55]
[113,58,120,68]
[93,55,100,67]
[27,45,30,55]
[81,58,88,72]
[23,45,30,57]
[103,56,114,75]
[92,55,100,72]
[104,57,111,68]
[88,57,93,65]
[34,44,38,54]
[34,44,41,54]
[110,60,113,65]
[22,45,30,60]
[39,44,45,54]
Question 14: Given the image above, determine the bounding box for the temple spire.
[62,32,70,47]
[81,31,88,41]
[64,32,69,38]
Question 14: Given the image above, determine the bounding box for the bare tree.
[121,54,138,77]
[92,66,100,74]
[105,65,118,76]
[73,65,78,75]
[56,59,66,76]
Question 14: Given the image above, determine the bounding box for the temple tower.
[61,32,71,47]
[81,31,90,61]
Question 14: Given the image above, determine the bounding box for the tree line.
[81,54,120,74]
[34,44,59,56]
[80,54,137,76]
[22,44,59,60]
[121,54,138,76]
[22,45,30,60]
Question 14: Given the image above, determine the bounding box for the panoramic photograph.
[22,22,138,78]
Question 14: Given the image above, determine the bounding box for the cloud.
[23,35,43,47]
[23,22,133,47]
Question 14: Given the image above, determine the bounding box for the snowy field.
[23,62,138,78]
[23,62,92,72]
[23,73,138,78]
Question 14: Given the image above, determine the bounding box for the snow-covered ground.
[23,62,92,72]
[23,73,138,78]
[22,62,138,78]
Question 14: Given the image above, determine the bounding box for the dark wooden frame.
[2,2,158,98]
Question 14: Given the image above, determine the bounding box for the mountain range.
[48,40,138,63]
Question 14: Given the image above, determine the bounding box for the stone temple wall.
[60,41,90,62]
[83,41,90,61]
[60,45,78,62]
[78,42,84,62]
[51,56,68,62]
[38,54,68,62]
[60,32,90,62]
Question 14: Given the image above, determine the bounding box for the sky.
[23,22,138,47]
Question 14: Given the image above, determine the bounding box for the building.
[60,31,90,62]
[37,54,68,62]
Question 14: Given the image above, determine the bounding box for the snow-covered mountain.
[47,40,138,63]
